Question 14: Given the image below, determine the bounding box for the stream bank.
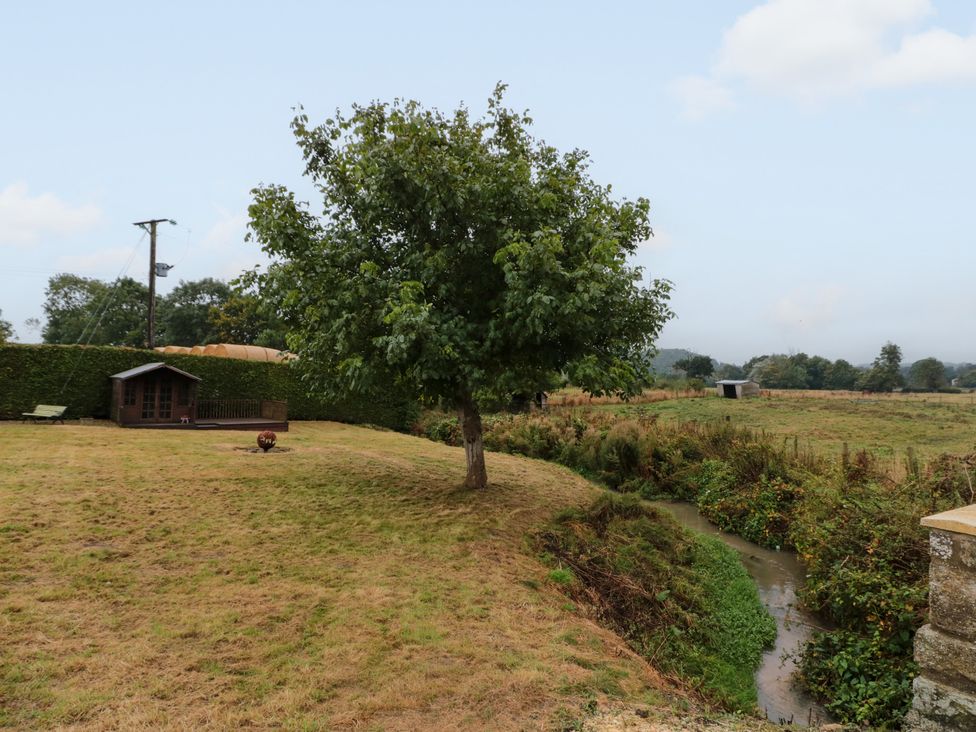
[651,502,832,727]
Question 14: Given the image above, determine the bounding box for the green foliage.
[800,629,916,728]
[0,344,418,429]
[958,368,976,388]
[824,358,860,390]
[156,278,231,346]
[418,407,970,727]
[747,355,808,389]
[536,492,775,712]
[43,274,149,347]
[0,309,12,343]
[908,357,947,391]
[247,84,673,424]
[859,342,904,392]
[207,289,288,349]
[39,273,285,351]
[673,355,714,380]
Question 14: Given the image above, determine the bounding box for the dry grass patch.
[0,421,715,731]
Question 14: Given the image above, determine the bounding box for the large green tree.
[823,359,861,390]
[748,355,808,389]
[859,342,904,392]
[247,86,673,488]
[42,274,148,347]
[208,290,288,349]
[156,277,231,346]
[673,354,714,380]
[908,357,947,390]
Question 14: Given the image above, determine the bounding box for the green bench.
[21,405,67,424]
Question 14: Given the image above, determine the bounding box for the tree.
[958,369,976,389]
[748,355,808,389]
[803,355,831,390]
[673,354,714,380]
[858,342,904,392]
[713,362,745,381]
[909,357,947,390]
[823,359,860,390]
[247,86,674,489]
[0,309,13,343]
[42,274,148,347]
[157,278,232,346]
[208,290,288,349]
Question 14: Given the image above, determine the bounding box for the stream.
[651,501,833,727]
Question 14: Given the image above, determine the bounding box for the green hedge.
[0,344,419,430]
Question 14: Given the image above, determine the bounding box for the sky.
[2,0,975,364]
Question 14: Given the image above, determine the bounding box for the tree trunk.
[457,395,488,489]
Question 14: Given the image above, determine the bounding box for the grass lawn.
[588,392,976,465]
[0,421,774,731]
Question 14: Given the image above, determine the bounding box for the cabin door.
[722,384,737,398]
[140,377,175,422]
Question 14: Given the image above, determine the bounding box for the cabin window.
[123,381,136,406]
[158,381,173,419]
[141,381,156,419]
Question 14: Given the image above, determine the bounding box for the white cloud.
[56,247,138,275]
[201,209,248,252]
[673,0,976,116]
[771,285,844,330]
[669,76,735,120]
[639,227,675,252]
[0,182,102,246]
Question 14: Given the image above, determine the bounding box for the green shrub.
[0,344,418,429]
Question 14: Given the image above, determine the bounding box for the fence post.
[906,505,976,730]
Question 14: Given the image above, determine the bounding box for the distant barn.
[716,379,760,399]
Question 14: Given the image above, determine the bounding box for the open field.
[568,391,976,465]
[0,422,773,731]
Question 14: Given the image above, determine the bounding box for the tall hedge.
[0,344,419,430]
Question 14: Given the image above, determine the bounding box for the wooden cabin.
[109,361,288,430]
[715,379,761,399]
[110,362,200,426]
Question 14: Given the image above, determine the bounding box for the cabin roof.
[110,362,202,382]
[715,379,756,385]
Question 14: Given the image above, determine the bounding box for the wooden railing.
[197,399,260,419]
[196,399,287,421]
[260,400,288,421]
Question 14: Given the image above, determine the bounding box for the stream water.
[651,501,833,727]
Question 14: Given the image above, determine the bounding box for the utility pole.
[133,218,175,350]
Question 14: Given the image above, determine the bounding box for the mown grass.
[0,422,776,731]
[593,391,976,465]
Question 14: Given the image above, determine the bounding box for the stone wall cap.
[922,505,976,537]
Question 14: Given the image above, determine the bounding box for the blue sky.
[2,0,975,364]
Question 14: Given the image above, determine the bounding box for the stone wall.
[907,506,976,731]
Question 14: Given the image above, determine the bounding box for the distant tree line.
[36,273,287,349]
[669,342,976,393]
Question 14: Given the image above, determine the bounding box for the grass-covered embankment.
[536,493,775,712]
[0,421,775,731]
[417,408,974,728]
